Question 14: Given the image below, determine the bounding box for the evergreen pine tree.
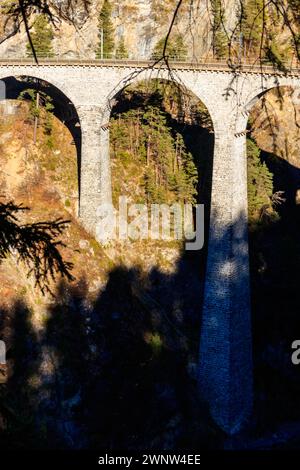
[211,0,227,58]
[241,0,265,56]
[19,87,54,144]
[26,14,54,58]
[247,138,273,220]
[110,93,198,206]
[151,34,187,60]
[116,36,128,59]
[96,0,115,58]
[288,0,300,21]
[264,33,289,70]
[174,34,188,60]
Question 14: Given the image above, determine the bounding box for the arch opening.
[0,75,81,218]
[109,78,214,210]
[246,85,300,429]
[107,76,215,313]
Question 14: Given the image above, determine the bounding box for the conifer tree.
[151,34,188,60]
[173,34,188,60]
[247,138,273,220]
[19,87,54,145]
[96,0,115,58]
[288,0,300,21]
[264,33,290,70]
[241,0,265,56]
[110,93,198,206]
[211,0,227,58]
[26,14,54,58]
[116,36,128,59]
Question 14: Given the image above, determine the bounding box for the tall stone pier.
[198,118,252,434]
[77,105,112,233]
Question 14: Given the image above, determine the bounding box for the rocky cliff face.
[251,88,300,169]
[0,0,238,59]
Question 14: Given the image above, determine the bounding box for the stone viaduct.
[0,59,299,434]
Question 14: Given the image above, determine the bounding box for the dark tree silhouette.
[0,201,73,294]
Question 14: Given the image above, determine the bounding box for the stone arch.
[0,73,82,214]
[58,67,224,239]
[240,82,300,164]
[243,81,300,224]
[237,78,300,134]
[0,67,80,109]
[102,68,217,128]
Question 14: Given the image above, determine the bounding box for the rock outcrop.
[0,0,238,59]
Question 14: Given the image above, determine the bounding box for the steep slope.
[0,97,187,324]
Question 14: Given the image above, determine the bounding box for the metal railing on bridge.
[0,55,299,75]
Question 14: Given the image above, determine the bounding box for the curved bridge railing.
[0,57,299,75]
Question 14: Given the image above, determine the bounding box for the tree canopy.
[26,13,54,57]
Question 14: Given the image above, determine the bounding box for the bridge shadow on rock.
[0,260,222,450]
[0,299,44,449]
[43,264,222,450]
[2,202,300,448]
[1,194,300,447]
